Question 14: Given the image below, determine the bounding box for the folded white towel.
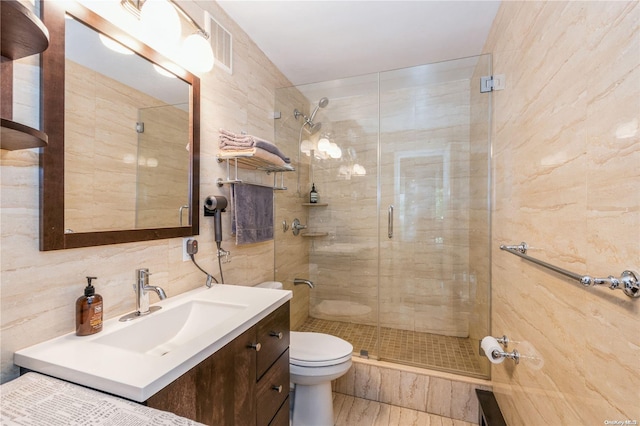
[218,129,290,163]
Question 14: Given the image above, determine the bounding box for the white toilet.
[255,282,353,426]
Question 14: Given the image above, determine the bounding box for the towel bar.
[500,242,640,299]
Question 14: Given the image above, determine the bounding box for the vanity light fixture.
[121,0,215,72]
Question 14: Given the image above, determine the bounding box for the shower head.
[308,121,322,135]
[294,97,328,135]
[309,97,329,122]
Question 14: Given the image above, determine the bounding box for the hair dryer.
[204,195,228,244]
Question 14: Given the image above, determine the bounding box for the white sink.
[14,284,292,402]
[94,300,247,357]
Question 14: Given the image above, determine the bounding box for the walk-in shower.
[275,54,492,379]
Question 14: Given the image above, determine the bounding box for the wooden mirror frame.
[40,1,200,251]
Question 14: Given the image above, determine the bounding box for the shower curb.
[332,357,492,424]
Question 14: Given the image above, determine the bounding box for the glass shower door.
[378,55,492,376]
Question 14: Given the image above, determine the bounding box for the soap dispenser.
[76,276,103,336]
[310,183,319,203]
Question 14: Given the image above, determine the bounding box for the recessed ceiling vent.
[205,12,233,74]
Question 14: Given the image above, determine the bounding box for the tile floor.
[333,393,477,426]
[298,317,484,376]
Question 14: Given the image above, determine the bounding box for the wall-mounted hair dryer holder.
[204,195,227,244]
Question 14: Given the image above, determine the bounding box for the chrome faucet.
[135,268,167,314]
[293,278,314,289]
[120,268,167,322]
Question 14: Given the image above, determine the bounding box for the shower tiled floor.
[298,317,484,376]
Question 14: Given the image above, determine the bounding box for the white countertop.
[14,284,291,402]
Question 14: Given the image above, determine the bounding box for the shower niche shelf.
[302,203,328,207]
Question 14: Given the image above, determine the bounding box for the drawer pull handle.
[272,385,283,393]
[248,342,261,352]
[270,331,283,339]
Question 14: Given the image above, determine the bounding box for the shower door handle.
[388,205,394,239]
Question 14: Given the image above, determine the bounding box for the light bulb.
[182,32,214,72]
[353,164,366,176]
[328,142,342,159]
[99,34,133,55]
[140,0,181,49]
[300,140,313,156]
[317,138,331,152]
[153,64,176,78]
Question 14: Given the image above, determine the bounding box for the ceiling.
[216,1,501,87]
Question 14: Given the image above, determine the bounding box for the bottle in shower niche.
[76,276,103,336]
[310,183,319,203]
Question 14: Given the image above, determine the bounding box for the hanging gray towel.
[231,183,274,245]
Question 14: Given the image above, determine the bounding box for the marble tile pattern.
[333,393,477,426]
[273,85,314,330]
[485,1,640,424]
[0,0,306,382]
[332,357,491,424]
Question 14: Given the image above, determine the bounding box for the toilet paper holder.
[480,335,520,365]
[491,348,520,364]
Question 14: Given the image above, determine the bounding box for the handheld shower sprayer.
[309,97,329,122]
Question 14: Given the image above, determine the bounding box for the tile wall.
[486,1,639,423]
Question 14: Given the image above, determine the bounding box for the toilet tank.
[254,281,283,290]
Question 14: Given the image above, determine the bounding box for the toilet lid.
[290,331,353,367]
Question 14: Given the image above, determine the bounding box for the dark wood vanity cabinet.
[146,302,290,426]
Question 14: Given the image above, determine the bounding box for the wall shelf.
[302,203,328,207]
[217,152,294,173]
[1,0,50,151]
[1,0,50,60]
[216,152,294,190]
[1,119,48,150]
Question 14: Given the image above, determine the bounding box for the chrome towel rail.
[500,242,640,299]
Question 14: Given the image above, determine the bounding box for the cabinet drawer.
[256,302,290,380]
[269,396,289,426]
[256,349,289,426]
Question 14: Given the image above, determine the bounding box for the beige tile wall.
[0,0,306,382]
[274,86,313,330]
[486,1,639,423]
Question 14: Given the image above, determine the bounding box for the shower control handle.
[388,205,394,239]
[292,218,307,236]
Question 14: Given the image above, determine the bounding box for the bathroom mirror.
[40,1,200,250]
